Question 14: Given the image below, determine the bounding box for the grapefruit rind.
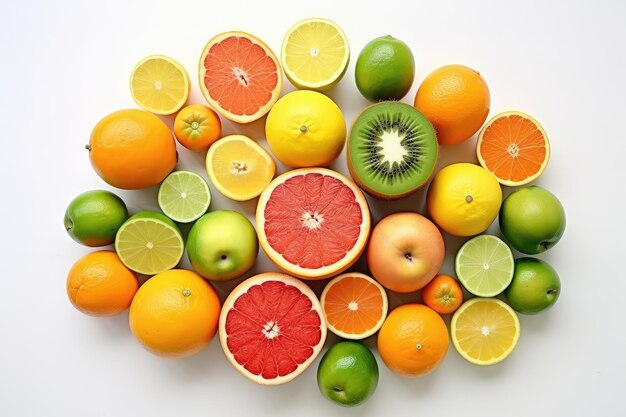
[476,110,550,187]
[198,31,283,124]
[320,272,388,340]
[218,272,327,385]
[256,168,371,280]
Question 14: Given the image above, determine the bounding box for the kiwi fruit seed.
[347,102,438,200]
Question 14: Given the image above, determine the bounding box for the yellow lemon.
[426,163,502,237]
[265,90,346,168]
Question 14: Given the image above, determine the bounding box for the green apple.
[64,190,128,247]
[505,257,561,314]
[186,210,258,281]
[317,341,379,407]
[499,186,566,254]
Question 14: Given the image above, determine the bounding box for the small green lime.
[317,341,379,407]
[115,211,184,275]
[505,257,561,314]
[158,170,211,223]
[354,35,415,101]
[64,190,128,247]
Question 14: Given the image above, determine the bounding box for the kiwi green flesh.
[348,102,438,198]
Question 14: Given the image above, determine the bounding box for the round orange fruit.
[66,250,138,317]
[421,274,464,315]
[377,303,449,377]
[88,109,177,189]
[173,104,222,152]
[129,269,221,358]
[414,64,490,146]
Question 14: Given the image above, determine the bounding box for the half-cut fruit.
[281,17,350,91]
[320,272,388,340]
[219,272,327,385]
[256,168,371,280]
[199,31,282,124]
[477,111,550,186]
[451,297,521,366]
[206,135,275,201]
[129,54,190,115]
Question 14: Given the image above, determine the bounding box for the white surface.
[1,1,625,416]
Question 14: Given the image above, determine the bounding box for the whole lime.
[505,257,561,314]
[499,186,566,254]
[64,190,128,247]
[317,341,379,407]
[186,210,258,281]
[354,35,415,101]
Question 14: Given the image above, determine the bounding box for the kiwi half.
[347,102,438,199]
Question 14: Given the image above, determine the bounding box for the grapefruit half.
[199,31,282,124]
[219,272,327,385]
[256,168,371,280]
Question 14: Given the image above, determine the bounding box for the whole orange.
[414,64,490,146]
[173,104,222,152]
[88,109,177,189]
[377,303,449,377]
[129,269,221,358]
[66,250,138,316]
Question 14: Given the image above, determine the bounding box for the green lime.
[115,211,184,275]
[455,234,514,297]
[64,190,128,247]
[158,171,211,223]
[505,257,561,314]
[317,341,379,407]
[354,35,415,101]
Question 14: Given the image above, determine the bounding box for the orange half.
[477,111,550,186]
[320,272,388,340]
[199,31,282,124]
[206,135,276,201]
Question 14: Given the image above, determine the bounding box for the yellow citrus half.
[206,135,276,201]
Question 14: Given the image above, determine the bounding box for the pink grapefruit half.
[218,272,327,385]
[256,168,371,280]
[198,31,282,124]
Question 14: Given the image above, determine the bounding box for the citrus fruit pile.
[63,17,566,408]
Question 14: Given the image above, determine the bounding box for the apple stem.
[404,253,412,261]
[547,289,558,295]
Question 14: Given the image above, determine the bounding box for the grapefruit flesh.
[219,272,327,385]
[256,168,371,280]
[199,32,282,124]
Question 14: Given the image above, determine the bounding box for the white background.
[1,0,625,416]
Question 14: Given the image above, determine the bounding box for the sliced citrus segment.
[451,297,521,366]
[206,135,276,201]
[477,111,550,186]
[455,235,514,297]
[320,272,388,340]
[281,17,350,91]
[114,211,184,275]
[158,171,211,223]
[199,31,282,123]
[129,55,190,115]
[219,272,327,385]
[256,168,371,280]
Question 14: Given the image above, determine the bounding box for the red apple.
[367,212,445,293]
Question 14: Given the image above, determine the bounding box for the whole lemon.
[427,163,502,237]
[265,90,346,168]
[354,35,415,102]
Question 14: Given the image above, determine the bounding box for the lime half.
[115,211,184,275]
[158,171,211,223]
[451,297,521,366]
[455,235,514,297]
